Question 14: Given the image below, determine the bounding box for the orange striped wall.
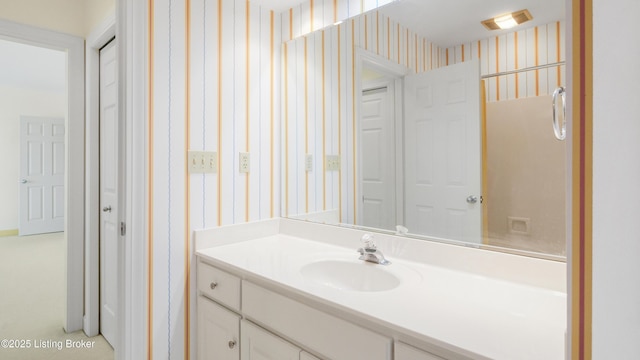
[282,7,566,224]
[446,21,566,102]
[147,0,281,358]
[281,0,396,41]
[282,9,441,223]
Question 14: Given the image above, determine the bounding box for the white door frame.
[355,47,407,227]
[0,19,85,333]
[117,0,149,359]
[85,13,116,338]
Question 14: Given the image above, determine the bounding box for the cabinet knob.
[228,340,236,349]
[210,282,218,290]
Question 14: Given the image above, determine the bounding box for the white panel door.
[241,320,301,360]
[19,116,65,236]
[360,83,396,231]
[404,59,482,243]
[99,39,118,347]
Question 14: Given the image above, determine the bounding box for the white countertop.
[196,229,566,360]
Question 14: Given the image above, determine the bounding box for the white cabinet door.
[395,342,445,360]
[241,320,301,360]
[198,296,240,360]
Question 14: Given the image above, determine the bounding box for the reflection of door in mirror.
[404,60,482,244]
[360,75,398,231]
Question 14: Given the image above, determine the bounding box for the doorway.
[360,77,398,231]
[356,49,407,231]
[0,19,85,334]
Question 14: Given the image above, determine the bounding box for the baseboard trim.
[0,229,19,237]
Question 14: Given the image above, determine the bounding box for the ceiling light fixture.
[481,9,533,30]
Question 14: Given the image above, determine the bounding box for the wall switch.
[239,152,250,173]
[188,151,217,174]
[203,152,217,173]
[326,155,341,171]
[305,154,313,172]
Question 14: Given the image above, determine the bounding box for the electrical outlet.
[239,152,250,173]
[188,151,218,174]
[305,154,313,172]
[326,155,341,171]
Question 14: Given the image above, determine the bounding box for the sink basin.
[300,259,401,292]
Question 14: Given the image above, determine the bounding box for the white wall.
[84,0,116,35]
[592,0,640,357]
[0,86,66,231]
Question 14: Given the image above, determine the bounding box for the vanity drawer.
[197,261,241,311]
[242,280,392,360]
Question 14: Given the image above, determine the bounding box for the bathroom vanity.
[195,218,566,360]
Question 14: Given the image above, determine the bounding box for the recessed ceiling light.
[481,9,533,30]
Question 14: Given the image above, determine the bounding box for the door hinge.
[120,222,126,236]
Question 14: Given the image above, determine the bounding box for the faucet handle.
[361,233,376,250]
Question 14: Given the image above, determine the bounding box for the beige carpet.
[0,232,114,360]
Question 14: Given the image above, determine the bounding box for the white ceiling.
[0,38,66,93]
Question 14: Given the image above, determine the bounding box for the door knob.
[20,179,27,184]
[466,195,478,204]
[103,206,112,212]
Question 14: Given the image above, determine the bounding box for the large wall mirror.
[281,0,567,259]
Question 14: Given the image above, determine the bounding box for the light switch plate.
[188,151,217,174]
[239,152,250,173]
[326,155,341,171]
[305,154,313,172]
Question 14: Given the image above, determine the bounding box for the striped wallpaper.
[282,9,442,224]
[145,0,565,357]
[281,0,397,41]
[446,21,566,102]
[282,4,565,226]
[148,0,280,359]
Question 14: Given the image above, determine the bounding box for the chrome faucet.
[357,234,391,265]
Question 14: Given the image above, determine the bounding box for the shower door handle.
[552,86,566,141]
